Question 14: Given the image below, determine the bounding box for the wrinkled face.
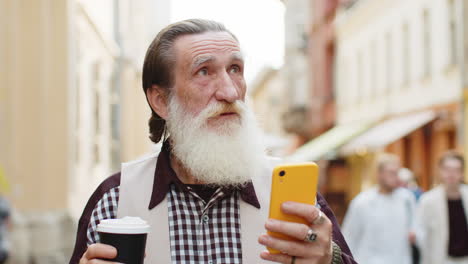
[440,158,464,187]
[378,162,401,191]
[171,31,246,130]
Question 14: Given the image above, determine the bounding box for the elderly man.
[69,19,356,264]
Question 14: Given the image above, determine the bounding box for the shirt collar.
[148,140,260,210]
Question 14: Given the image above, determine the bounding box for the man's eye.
[229,65,241,74]
[197,68,208,76]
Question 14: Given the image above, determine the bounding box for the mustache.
[204,101,244,118]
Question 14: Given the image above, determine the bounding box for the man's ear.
[146,85,169,119]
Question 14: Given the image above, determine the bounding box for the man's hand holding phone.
[258,202,333,264]
[258,163,333,264]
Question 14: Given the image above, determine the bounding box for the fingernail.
[266,219,277,227]
[260,251,270,259]
[258,235,269,244]
[106,246,117,255]
[282,202,293,210]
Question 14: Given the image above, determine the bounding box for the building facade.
[0,0,169,263]
[281,0,312,145]
[334,0,463,196]
[282,0,338,147]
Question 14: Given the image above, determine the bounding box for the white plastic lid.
[97,216,150,234]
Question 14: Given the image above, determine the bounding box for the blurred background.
[1,0,468,263]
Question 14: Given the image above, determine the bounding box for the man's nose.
[214,71,240,103]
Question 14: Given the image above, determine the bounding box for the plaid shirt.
[86,183,243,263]
[168,185,241,263]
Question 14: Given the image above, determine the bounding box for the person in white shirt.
[415,151,468,264]
[342,153,416,264]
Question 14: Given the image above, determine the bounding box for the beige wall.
[0,0,71,211]
[120,68,154,162]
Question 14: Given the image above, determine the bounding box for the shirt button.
[208,261,214,264]
[202,215,209,223]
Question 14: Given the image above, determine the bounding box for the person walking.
[342,154,416,264]
[416,151,468,264]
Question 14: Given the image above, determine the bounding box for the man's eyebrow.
[231,52,244,62]
[191,55,215,71]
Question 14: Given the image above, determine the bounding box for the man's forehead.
[175,32,242,62]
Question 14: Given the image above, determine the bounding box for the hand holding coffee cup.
[95,217,150,264]
[79,243,118,264]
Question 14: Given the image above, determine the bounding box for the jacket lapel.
[241,158,280,264]
[118,155,171,264]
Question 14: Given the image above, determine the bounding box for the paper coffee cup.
[97,216,150,264]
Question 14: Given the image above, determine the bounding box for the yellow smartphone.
[267,162,319,254]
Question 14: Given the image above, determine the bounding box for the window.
[110,73,121,171]
[385,32,392,93]
[370,40,377,97]
[338,58,347,106]
[448,0,457,65]
[111,102,120,170]
[357,50,363,103]
[93,63,101,164]
[402,23,410,85]
[75,42,82,164]
[423,9,431,77]
[75,76,81,163]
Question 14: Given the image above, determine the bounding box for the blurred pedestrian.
[342,153,416,264]
[399,167,422,264]
[415,151,468,264]
[0,195,10,264]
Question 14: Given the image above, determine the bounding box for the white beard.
[166,96,267,186]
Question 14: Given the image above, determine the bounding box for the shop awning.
[340,111,436,155]
[286,121,372,162]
